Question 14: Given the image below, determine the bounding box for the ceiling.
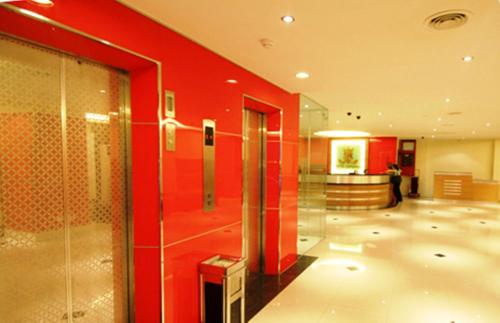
[120,0,500,139]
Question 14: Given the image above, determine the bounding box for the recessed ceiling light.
[433,128,437,132]
[304,104,309,108]
[431,135,435,138]
[226,79,238,84]
[225,108,231,112]
[377,112,383,116]
[463,55,474,62]
[314,130,370,138]
[486,122,491,127]
[99,89,106,94]
[389,124,393,128]
[281,15,295,24]
[295,72,310,79]
[29,0,54,7]
[335,120,340,124]
[437,117,442,122]
[445,98,451,103]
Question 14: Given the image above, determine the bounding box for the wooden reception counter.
[433,172,500,202]
[327,174,392,210]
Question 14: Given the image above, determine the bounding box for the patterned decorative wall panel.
[0,34,67,323]
[65,56,128,322]
[0,35,129,322]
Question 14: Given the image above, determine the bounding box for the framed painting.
[330,139,367,174]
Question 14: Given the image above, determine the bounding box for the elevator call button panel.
[204,126,214,146]
[166,122,176,151]
[165,91,175,118]
[203,119,216,212]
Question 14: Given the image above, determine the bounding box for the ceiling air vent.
[426,10,470,30]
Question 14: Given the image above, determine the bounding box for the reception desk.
[327,174,392,210]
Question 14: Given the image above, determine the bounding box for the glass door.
[298,95,329,254]
[0,34,68,323]
[0,35,130,322]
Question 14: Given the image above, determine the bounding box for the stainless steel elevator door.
[243,109,266,273]
[0,35,130,322]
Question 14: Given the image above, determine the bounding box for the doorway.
[0,35,130,322]
[242,109,266,273]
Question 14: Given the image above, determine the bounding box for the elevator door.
[243,109,266,273]
[0,35,130,322]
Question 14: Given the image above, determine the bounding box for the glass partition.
[297,95,329,254]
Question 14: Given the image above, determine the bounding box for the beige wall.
[493,140,500,181]
[415,139,496,198]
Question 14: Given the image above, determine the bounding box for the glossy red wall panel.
[164,222,242,323]
[163,129,242,244]
[367,137,398,174]
[279,94,299,272]
[132,124,161,247]
[134,247,162,322]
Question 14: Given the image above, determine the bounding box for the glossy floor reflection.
[298,207,326,255]
[245,255,317,321]
[250,199,500,323]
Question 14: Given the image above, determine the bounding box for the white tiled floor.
[298,207,326,254]
[250,199,500,323]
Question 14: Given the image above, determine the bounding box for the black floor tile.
[245,255,317,322]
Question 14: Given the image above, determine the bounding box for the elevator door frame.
[0,4,166,320]
[242,109,267,273]
[0,34,134,323]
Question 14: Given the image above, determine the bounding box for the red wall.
[368,137,398,174]
[0,2,299,322]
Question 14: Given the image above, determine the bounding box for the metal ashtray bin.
[200,255,245,323]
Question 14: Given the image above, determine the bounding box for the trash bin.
[200,255,245,323]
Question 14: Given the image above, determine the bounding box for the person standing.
[387,163,403,206]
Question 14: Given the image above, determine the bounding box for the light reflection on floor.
[250,199,500,323]
[298,207,326,254]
